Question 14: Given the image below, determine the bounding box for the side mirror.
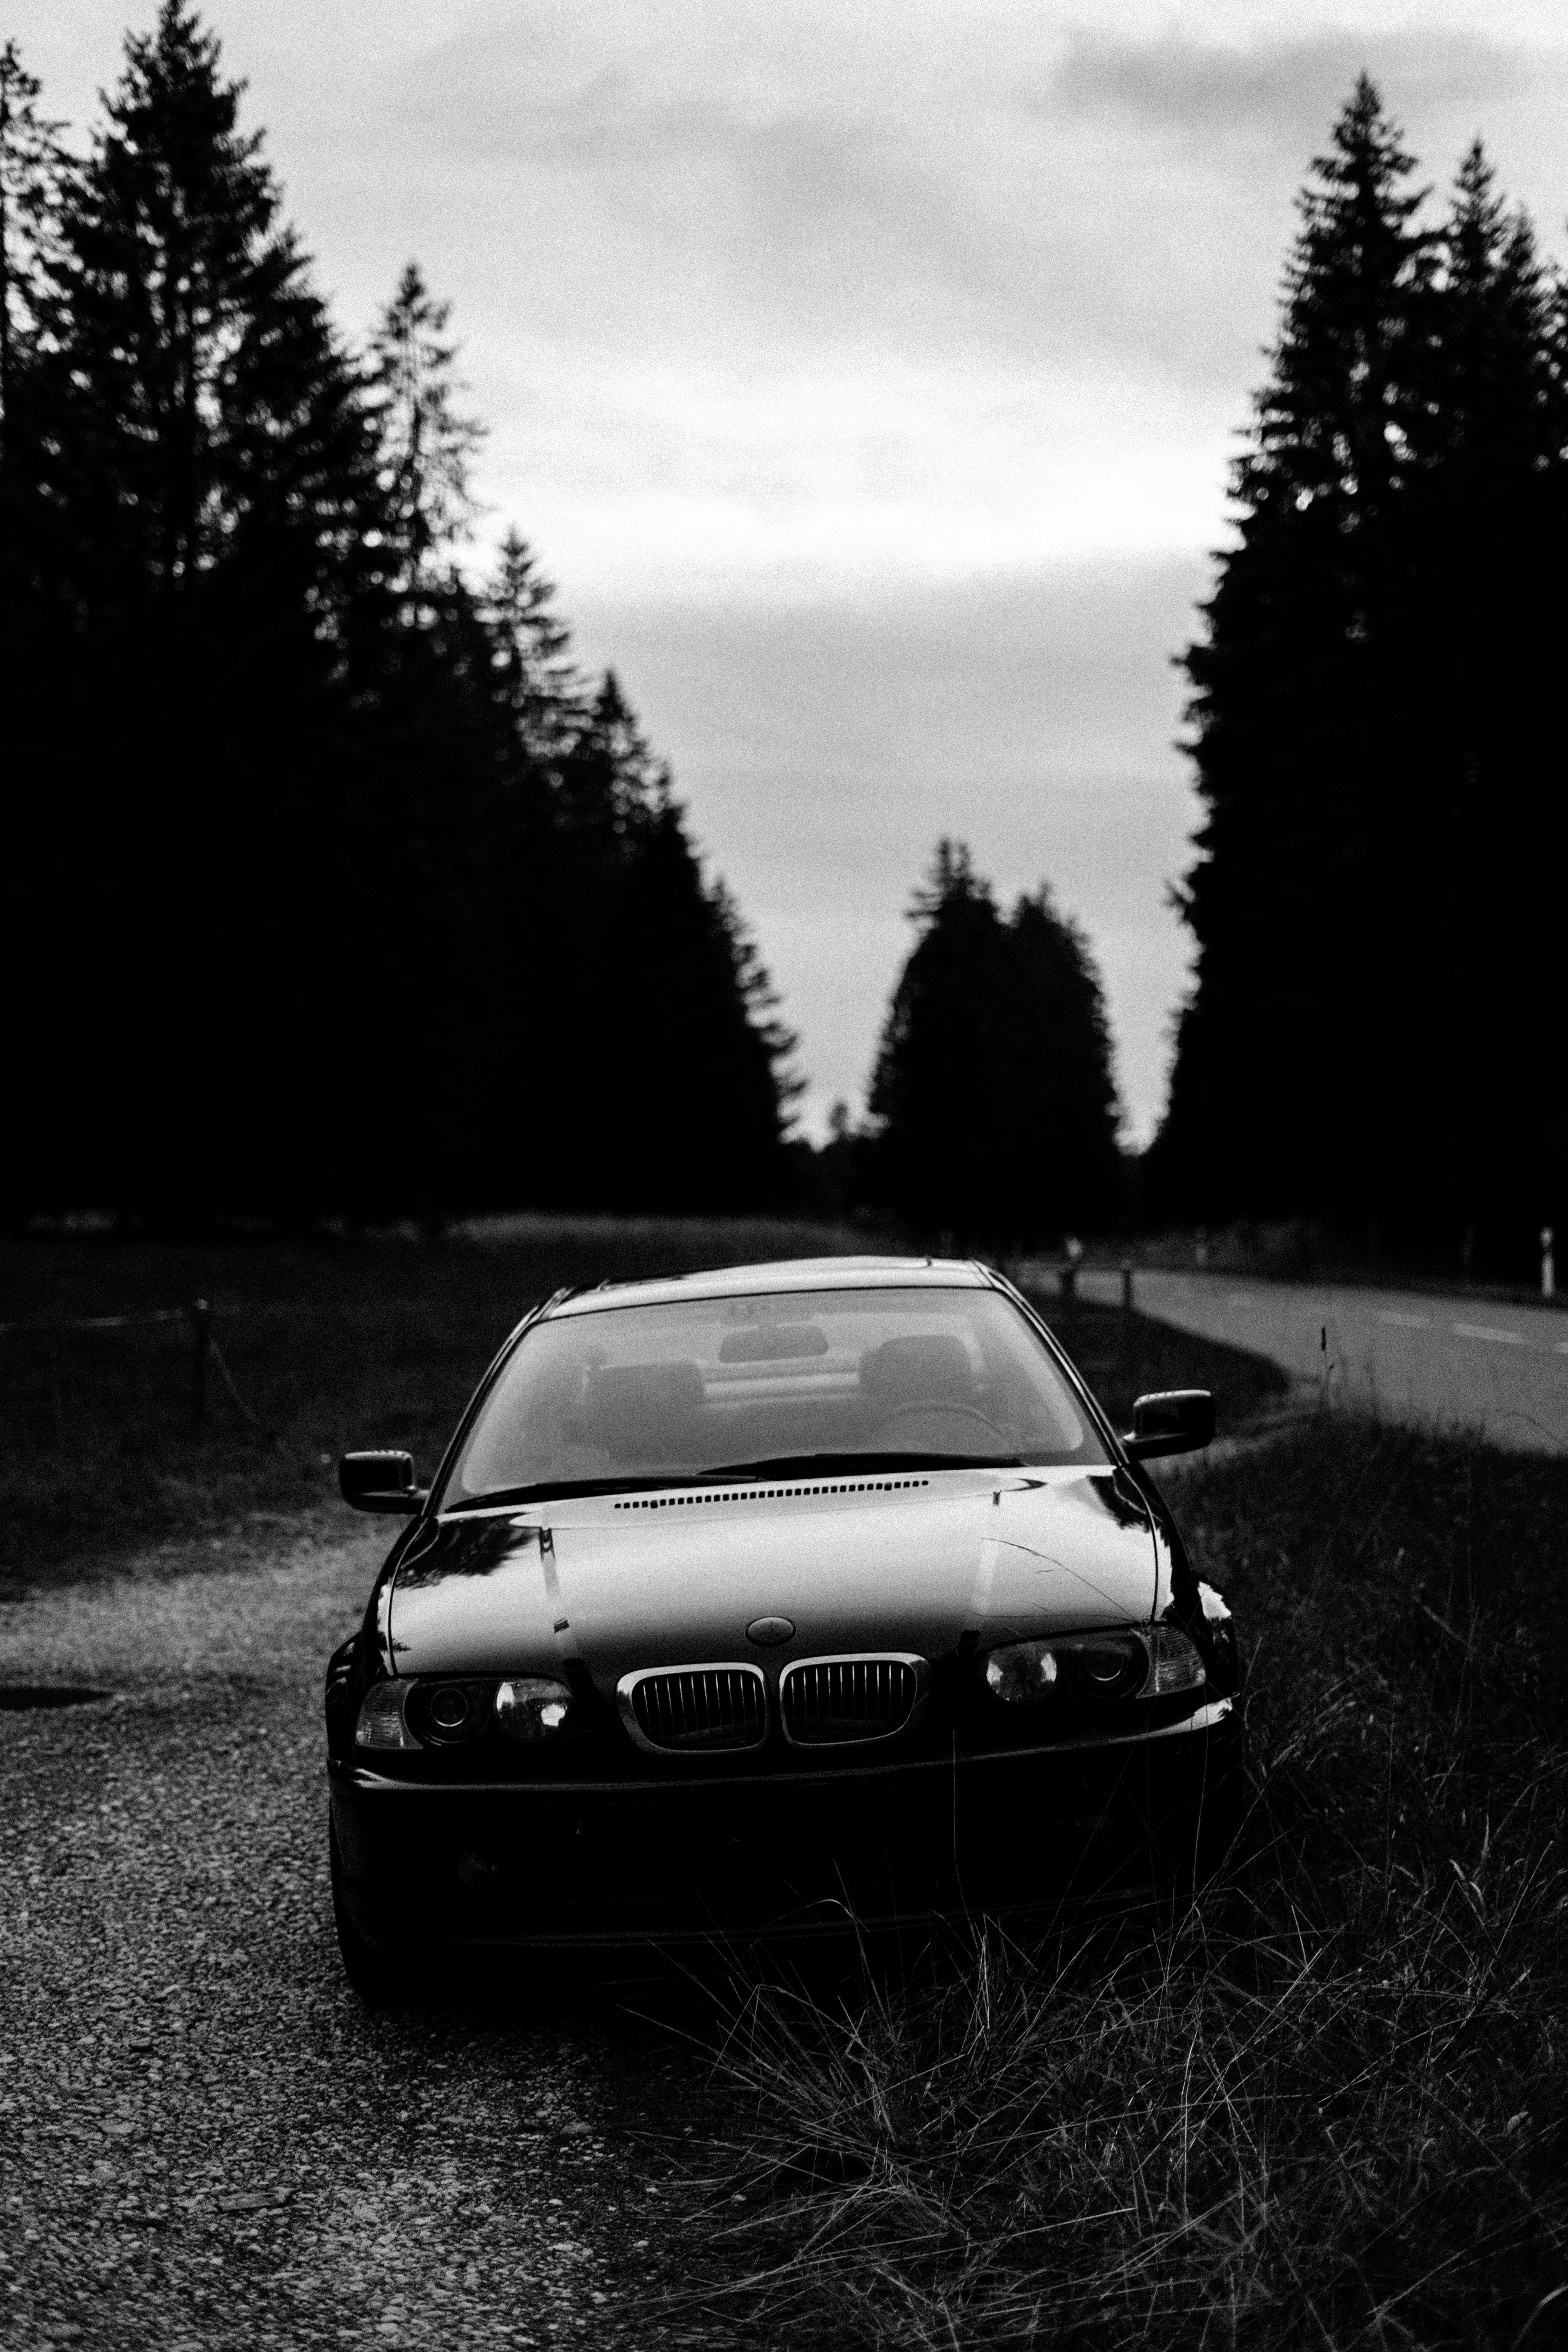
[1122,1390,1215,1461]
[339,1450,426,1514]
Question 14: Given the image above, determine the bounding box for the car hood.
[386,1467,1158,1690]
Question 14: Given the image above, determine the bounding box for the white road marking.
[1378,1312,1430,1328]
[1452,1324,1525,1345]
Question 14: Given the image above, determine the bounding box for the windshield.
[441,1284,1107,1506]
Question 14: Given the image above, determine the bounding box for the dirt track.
[0,1514,727,2351]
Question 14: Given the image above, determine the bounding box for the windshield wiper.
[694,1450,1023,1481]
[443,1474,713,1512]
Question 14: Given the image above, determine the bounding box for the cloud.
[381,14,1290,403]
[1047,26,1527,156]
[397,33,1029,349]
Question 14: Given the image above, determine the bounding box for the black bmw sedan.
[324,1256,1239,1995]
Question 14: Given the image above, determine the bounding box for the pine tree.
[586,809,796,1210]
[1005,888,1123,1230]
[370,261,484,603]
[0,43,71,1224]
[18,0,390,1217]
[0,39,64,464]
[869,844,1009,1243]
[0,5,800,1226]
[483,528,587,766]
[1395,146,1567,1262]
[1157,82,1568,1274]
[1159,78,1436,1233]
[529,674,797,1210]
[869,843,1121,1246]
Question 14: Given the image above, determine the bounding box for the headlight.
[354,1675,579,1750]
[984,1640,1061,1707]
[982,1626,1204,1709]
[494,1677,575,1742]
[404,1678,497,1745]
[354,1680,419,1750]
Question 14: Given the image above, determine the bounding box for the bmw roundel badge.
[746,1615,795,1646]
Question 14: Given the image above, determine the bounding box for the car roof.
[544,1254,996,1319]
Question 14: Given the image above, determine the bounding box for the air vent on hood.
[619,1664,768,1754]
[613,1477,931,1511]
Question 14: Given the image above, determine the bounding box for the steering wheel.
[869,1401,1008,1439]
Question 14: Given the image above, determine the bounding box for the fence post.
[191,1298,210,1426]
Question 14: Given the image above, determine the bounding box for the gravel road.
[0,1515,737,2352]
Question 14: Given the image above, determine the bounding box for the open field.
[702,1417,1568,2349]
[0,1226,1288,1590]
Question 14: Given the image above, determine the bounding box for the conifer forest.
[1,18,1564,1274]
[0,8,796,1226]
[1152,78,1568,1278]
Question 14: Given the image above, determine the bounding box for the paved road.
[1073,1268,1568,1454]
[0,1516,730,2352]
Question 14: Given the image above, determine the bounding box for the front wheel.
[329,1816,411,2007]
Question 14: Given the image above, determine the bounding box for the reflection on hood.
[382,1468,1161,1685]
[394,1514,541,1590]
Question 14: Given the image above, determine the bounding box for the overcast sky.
[18,2,1568,1141]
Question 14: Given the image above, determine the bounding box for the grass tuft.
[695,1418,1568,2348]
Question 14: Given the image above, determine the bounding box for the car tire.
[329,1817,410,2007]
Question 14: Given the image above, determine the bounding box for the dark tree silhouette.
[1394,146,1568,1266]
[522,675,800,1211]
[1158,79,1434,1230]
[0,38,63,461]
[1153,79,1568,1275]
[869,842,1122,1247]
[0,8,799,1227]
[484,530,587,765]
[370,261,485,601]
[4,2,391,1218]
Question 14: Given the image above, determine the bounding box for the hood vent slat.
[613,1477,931,1512]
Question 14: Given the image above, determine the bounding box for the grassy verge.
[0,1218,868,1587]
[1029,1289,1291,1437]
[0,1232,1287,1591]
[701,1417,1568,2349]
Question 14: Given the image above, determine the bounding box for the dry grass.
[692,1417,1568,2349]
[0,1216,877,1583]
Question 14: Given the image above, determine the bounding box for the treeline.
[1152,80,1568,1278]
[0,7,795,1225]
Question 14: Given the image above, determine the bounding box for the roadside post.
[191,1298,210,1425]
[1544,1228,1556,1303]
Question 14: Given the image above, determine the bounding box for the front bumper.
[329,1699,1241,1954]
